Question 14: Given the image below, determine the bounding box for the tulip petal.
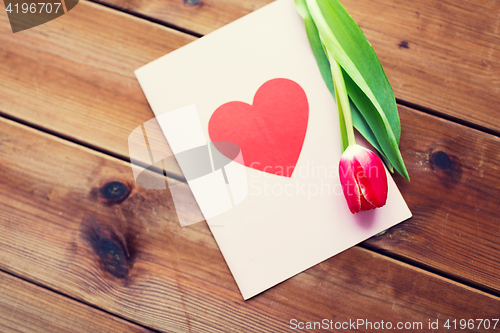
[339,158,361,213]
[354,149,388,208]
[359,189,376,211]
[351,153,376,211]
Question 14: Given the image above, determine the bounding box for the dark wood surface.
[0,0,499,332]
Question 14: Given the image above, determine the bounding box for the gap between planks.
[359,242,500,299]
[0,109,185,183]
[85,0,203,38]
[0,266,161,333]
[397,98,500,139]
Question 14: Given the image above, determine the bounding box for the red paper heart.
[208,78,309,177]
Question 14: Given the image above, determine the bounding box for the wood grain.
[0,0,192,178]
[1,116,499,332]
[0,270,152,333]
[364,105,500,294]
[93,0,500,133]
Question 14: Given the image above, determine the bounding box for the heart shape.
[209,78,309,177]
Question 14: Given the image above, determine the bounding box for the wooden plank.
[363,105,500,294]
[0,271,152,333]
[1,0,498,181]
[93,0,500,133]
[1,117,500,332]
[0,0,193,177]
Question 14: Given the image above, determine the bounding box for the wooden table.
[0,0,499,331]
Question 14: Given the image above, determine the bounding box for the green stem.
[329,52,356,146]
[335,78,349,152]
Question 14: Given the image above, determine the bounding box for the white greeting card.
[135,0,411,299]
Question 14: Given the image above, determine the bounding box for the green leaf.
[296,0,409,179]
[296,0,335,95]
[309,0,401,144]
[297,0,348,151]
[296,0,393,169]
[350,99,394,172]
[344,71,407,178]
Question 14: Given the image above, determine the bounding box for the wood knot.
[398,40,410,49]
[429,150,462,187]
[183,0,203,6]
[430,151,452,170]
[100,181,130,203]
[82,219,132,279]
[98,238,129,279]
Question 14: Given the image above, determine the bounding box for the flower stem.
[329,52,356,147]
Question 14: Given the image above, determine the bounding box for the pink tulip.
[339,144,388,214]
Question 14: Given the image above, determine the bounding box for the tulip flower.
[339,144,388,214]
[295,0,401,212]
[295,0,408,213]
[330,55,389,213]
